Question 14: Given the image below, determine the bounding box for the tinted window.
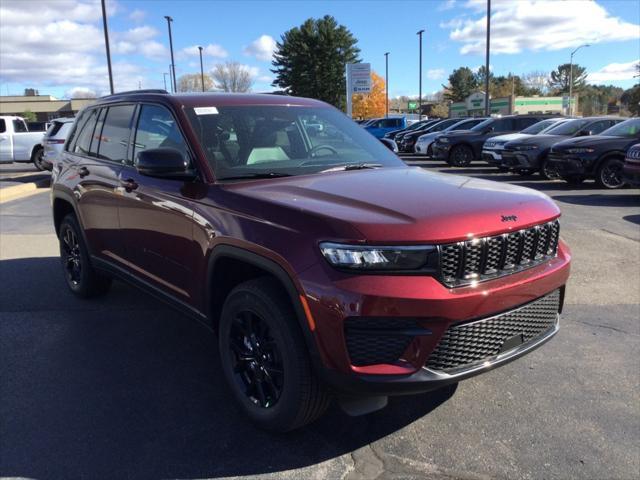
[90,108,107,158]
[97,105,135,163]
[515,117,540,130]
[545,118,591,136]
[587,120,614,135]
[72,109,99,156]
[13,119,28,132]
[447,118,484,131]
[0,119,5,133]
[134,104,188,163]
[45,121,64,137]
[600,118,640,137]
[471,117,514,132]
[521,119,560,134]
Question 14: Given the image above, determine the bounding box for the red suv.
[51,91,571,431]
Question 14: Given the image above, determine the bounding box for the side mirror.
[135,147,193,178]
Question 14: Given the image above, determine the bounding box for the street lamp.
[198,46,205,92]
[384,52,390,118]
[569,43,590,116]
[163,72,168,91]
[484,0,491,116]
[100,0,114,94]
[164,16,177,93]
[417,29,425,120]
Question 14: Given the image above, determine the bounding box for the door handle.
[78,166,90,177]
[120,178,138,192]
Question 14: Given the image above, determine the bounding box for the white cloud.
[65,86,98,98]
[445,0,640,55]
[118,25,158,43]
[243,35,277,61]
[588,60,640,83]
[181,44,228,59]
[139,41,168,60]
[427,68,446,80]
[128,8,146,22]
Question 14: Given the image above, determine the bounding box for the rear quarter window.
[0,119,5,133]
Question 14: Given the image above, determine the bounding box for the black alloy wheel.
[448,144,474,167]
[540,157,560,180]
[597,158,626,189]
[32,147,46,171]
[229,310,284,409]
[61,226,82,287]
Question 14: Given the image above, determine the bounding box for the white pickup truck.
[0,116,46,170]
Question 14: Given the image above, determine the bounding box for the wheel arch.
[206,244,323,366]
[594,150,626,174]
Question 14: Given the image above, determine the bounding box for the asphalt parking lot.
[1,159,639,479]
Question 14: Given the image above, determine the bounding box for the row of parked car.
[372,114,640,189]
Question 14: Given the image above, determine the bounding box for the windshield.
[447,118,485,131]
[470,118,495,132]
[544,118,591,136]
[187,105,405,180]
[600,118,640,137]
[521,119,560,135]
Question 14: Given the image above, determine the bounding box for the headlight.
[513,144,538,151]
[319,243,435,271]
[566,147,595,154]
[439,137,450,144]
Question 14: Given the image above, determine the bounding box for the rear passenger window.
[72,109,99,156]
[0,119,6,133]
[90,108,107,158]
[133,104,188,162]
[97,105,135,163]
[491,119,514,132]
[515,117,539,130]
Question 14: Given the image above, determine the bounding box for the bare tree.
[178,73,214,92]
[522,70,550,95]
[211,62,254,92]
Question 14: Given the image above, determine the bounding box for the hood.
[441,130,478,140]
[508,134,565,148]
[417,131,440,142]
[223,167,560,243]
[487,133,531,145]
[552,135,628,150]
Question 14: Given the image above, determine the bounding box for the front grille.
[345,317,418,366]
[438,220,559,287]
[426,289,560,372]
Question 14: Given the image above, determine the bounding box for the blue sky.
[1,0,639,99]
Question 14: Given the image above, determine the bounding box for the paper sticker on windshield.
[194,107,219,115]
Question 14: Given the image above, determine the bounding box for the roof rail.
[100,89,169,99]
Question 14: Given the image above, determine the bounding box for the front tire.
[32,147,46,171]
[596,158,626,189]
[447,144,474,167]
[59,214,112,298]
[540,157,559,180]
[218,278,330,432]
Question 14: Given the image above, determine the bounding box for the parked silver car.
[41,117,74,170]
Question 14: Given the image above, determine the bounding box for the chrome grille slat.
[438,220,560,287]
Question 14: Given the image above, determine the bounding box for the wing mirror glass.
[135,148,195,180]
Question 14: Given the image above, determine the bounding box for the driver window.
[133,104,189,164]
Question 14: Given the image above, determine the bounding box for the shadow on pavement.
[0,257,456,479]
[551,193,640,208]
[623,214,640,225]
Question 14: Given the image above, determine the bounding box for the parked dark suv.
[51,91,571,431]
[432,115,552,166]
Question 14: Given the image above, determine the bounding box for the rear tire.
[447,145,474,167]
[58,214,112,298]
[218,278,330,432]
[32,147,46,171]
[596,158,626,189]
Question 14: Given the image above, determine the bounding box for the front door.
[117,103,199,304]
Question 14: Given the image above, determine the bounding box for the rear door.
[66,106,132,263]
[117,102,199,303]
[0,119,10,162]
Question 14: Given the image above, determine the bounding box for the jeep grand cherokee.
[51,91,571,431]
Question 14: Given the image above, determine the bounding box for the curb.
[0,179,50,204]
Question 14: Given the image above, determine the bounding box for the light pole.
[417,29,424,120]
[384,52,390,118]
[100,0,114,94]
[164,15,177,93]
[484,0,491,116]
[163,72,168,91]
[569,43,589,116]
[198,46,205,92]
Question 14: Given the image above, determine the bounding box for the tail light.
[46,139,65,144]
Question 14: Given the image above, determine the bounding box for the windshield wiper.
[218,172,292,181]
[320,162,383,173]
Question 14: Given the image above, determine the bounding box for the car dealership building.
[449,92,577,118]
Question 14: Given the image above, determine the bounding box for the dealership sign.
[347,63,371,94]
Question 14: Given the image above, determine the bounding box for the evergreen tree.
[443,67,478,102]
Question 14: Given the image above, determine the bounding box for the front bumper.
[415,141,433,156]
[431,143,451,160]
[622,162,640,187]
[547,154,588,176]
[501,150,541,170]
[482,149,504,166]
[300,241,571,395]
